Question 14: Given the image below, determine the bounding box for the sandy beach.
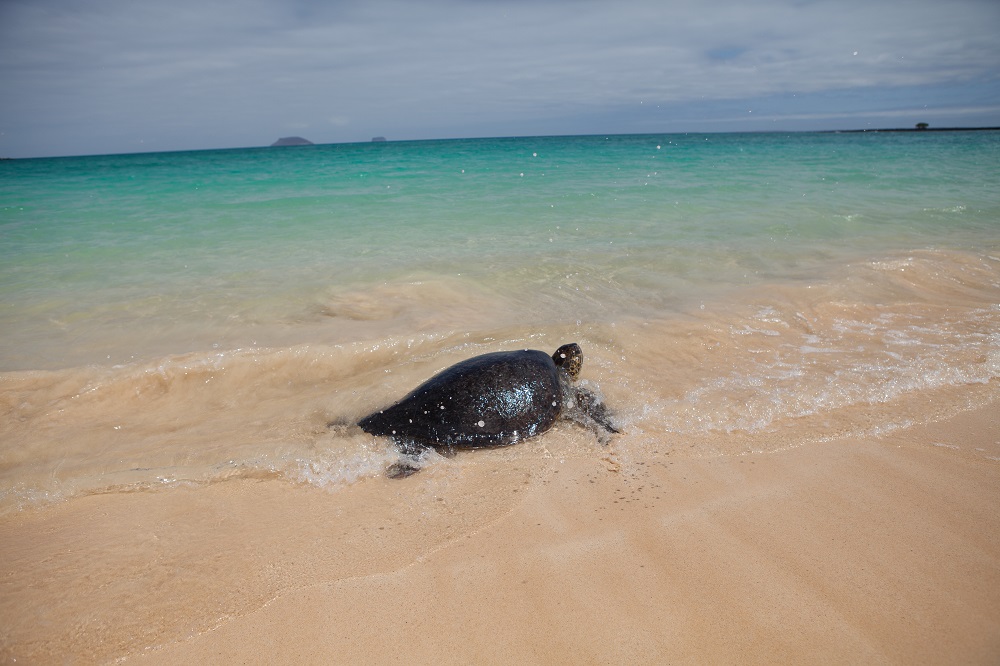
[2,401,997,664]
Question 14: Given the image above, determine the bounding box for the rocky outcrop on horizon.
[270,136,314,147]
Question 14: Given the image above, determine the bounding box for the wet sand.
[1,403,997,664]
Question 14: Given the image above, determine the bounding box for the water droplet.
[477,420,485,427]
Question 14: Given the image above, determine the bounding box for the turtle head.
[552,343,583,380]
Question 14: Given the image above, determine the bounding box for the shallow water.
[1,132,999,514]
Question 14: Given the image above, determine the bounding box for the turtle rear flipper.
[386,460,421,479]
[384,437,434,479]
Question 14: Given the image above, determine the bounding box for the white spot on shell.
[552,401,558,407]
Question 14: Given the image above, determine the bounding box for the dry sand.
[2,405,999,664]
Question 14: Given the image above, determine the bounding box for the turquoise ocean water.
[2,132,999,509]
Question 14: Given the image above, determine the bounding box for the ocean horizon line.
[5,125,999,161]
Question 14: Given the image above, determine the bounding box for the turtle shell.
[358,349,564,450]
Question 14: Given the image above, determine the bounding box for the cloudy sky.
[2,0,998,158]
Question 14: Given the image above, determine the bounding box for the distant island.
[270,136,314,147]
[371,136,387,142]
[828,125,1000,134]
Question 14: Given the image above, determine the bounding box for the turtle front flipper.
[571,386,621,443]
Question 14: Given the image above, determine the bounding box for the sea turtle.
[358,343,619,478]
